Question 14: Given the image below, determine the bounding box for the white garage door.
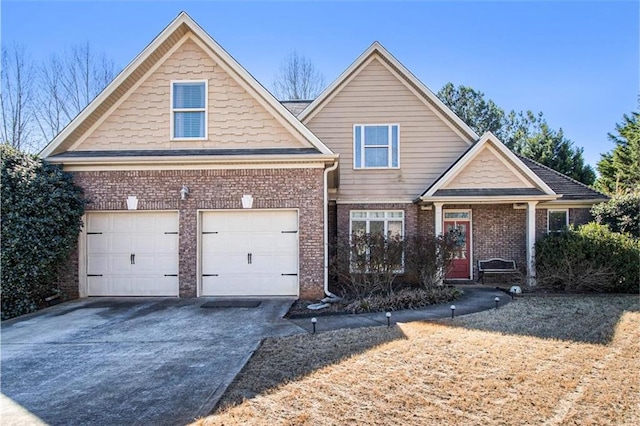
[201,210,298,296]
[86,212,179,296]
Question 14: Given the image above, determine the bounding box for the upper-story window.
[353,124,399,169]
[548,209,569,233]
[172,81,207,139]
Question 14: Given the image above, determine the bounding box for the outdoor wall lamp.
[180,185,190,200]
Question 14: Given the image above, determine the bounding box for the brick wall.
[472,204,527,278]
[71,167,325,299]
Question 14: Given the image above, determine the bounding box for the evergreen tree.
[437,82,596,185]
[595,112,640,195]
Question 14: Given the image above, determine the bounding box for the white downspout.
[323,160,339,297]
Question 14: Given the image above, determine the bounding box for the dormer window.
[353,124,399,169]
[171,80,207,139]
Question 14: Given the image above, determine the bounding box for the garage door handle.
[164,274,178,277]
[87,274,103,277]
[130,253,135,265]
[247,253,252,264]
[281,273,298,276]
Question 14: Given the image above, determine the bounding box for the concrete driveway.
[1,298,304,426]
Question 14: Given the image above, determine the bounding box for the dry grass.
[194,295,639,426]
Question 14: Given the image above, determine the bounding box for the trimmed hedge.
[535,223,639,294]
[1,144,86,319]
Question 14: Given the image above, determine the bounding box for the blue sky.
[2,0,637,168]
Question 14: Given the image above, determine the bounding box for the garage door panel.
[201,210,299,297]
[202,275,297,297]
[86,212,178,296]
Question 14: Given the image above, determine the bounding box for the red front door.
[445,220,470,279]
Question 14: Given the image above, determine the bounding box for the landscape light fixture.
[180,185,189,200]
[385,312,391,327]
[311,317,317,334]
[495,297,500,309]
[450,305,456,319]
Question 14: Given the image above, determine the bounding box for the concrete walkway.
[289,286,510,333]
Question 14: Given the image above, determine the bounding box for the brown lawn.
[194,295,639,426]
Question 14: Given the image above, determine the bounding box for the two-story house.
[42,13,607,301]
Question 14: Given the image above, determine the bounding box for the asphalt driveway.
[1,297,303,426]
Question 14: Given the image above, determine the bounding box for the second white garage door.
[201,210,298,296]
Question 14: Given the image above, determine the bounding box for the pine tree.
[595,112,640,195]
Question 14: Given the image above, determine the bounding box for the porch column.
[434,202,444,236]
[526,201,538,286]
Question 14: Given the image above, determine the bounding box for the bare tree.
[34,43,116,145]
[1,45,35,150]
[273,51,325,101]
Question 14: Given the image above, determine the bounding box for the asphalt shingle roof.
[517,155,609,201]
[280,100,313,117]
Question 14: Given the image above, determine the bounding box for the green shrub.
[535,223,639,293]
[344,287,463,314]
[591,193,640,239]
[1,144,86,319]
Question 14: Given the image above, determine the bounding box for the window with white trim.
[353,124,399,169]
[350,210,405,273]
[548,209,568,233]
[172,81,207,139]
[350,210,404,237]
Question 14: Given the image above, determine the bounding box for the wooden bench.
[477,258,517,284]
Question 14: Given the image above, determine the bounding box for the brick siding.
[68,168,325,299]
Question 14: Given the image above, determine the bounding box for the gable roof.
[41,12,335,159]
[297,42,479,144]
[518,156,609,202]
[418,132,558,202]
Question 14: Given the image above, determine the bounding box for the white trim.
[335,199,413,205]
[353,124,400,169]
[513,202,601,210]
[299,42,478,144]
[323,161,339,297]
[443,208,473,281]
[547,208,569,233]
[425,195,559,204]
[421,132,556,199]
[197,208,300,298]
[52,156,336,172]
[170,79,208,140]
[527,201,538,286]
[349,210,405,237]
[78,215,87,298]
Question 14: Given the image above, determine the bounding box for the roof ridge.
[516,154,607,197]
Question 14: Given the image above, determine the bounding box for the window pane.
[352,221,366,235]
[351,211,366,219]
[364,126,389,146]
[364,147,388,167]
[354,126,362,168]
[444,212,469,219]
[174,111,205,138]
[369,221,384,235]
[391,125,399,167]
[369,212,385,218]
[173,82,205,108]
[549,211,567,232]
[388,221,402,236]
[387,211,403,219]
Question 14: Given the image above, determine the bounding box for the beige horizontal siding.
[77,37,304,151]
[445,146,534,189]
[306,56,469,201]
